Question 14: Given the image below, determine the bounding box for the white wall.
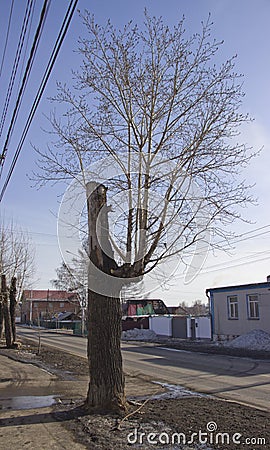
[211,286,270,339]
[149,316,172,336]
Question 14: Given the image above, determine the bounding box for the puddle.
[0,395,57,410]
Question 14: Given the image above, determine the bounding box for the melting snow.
[151,382,209,400]
[225,329,270,351]
[128,382,208,402]
[122,328,157,341]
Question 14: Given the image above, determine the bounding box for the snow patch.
[122,328,157,341]
[128,382,208,402]
[225,329,270,351]
[151,382,209,400]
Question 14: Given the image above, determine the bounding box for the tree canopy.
[0,217,35,300]
[34,11,254,291]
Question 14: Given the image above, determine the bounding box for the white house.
[206,276,270,341]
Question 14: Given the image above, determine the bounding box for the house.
[21,290,80,324]
[50,311,83,335]
[121,298,170,332]
[167,305,188,315]
[206,275,270,341]
[122,299,170,316]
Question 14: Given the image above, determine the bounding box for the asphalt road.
[17,326,270,412]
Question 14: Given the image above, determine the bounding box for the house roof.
[206,281,270,294]
[22,290,78,302]
[167,305,189,315]
[52,311,80,321]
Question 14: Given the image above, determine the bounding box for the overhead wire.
[17,0,37,93]
[173,250,270,282]
[0,0,78,203]
[180,224,270,260]
[0,0,34,140]
[0,0,15,78]
[0,0,50,178]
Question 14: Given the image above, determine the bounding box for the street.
[17,326,270,412]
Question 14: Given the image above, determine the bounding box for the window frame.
[247,294,260,320]
[227,295,239,320]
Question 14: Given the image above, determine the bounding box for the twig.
[111,385,165,431]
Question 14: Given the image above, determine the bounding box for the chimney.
[267,275,270,283]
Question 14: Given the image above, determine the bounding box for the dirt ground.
[1,338,269,450]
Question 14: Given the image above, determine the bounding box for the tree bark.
[86,290,125,411]
[85,182,126,412]
[1,275,12,348]
[9,277,17,344]
[0,302,4,339]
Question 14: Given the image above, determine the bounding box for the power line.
[0,0,50,177]
[0,0,78,203]
[173,250,270,282]
[0,0,34,140]
[17,0,37,93]
[182,224,270,259]
[0,0,15,78]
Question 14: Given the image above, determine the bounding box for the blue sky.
[0,0,269,305]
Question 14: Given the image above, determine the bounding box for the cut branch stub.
[87,182,118,274]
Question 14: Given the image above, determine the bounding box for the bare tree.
[178,300,209,316]
[0,218,35,342]
[33,12,255,411]
[0,218,35,300]
[1,275,12,347]
[51,252,87,308]
[9,277,17,344]
[0,300,3,339]
[51,255,88,335]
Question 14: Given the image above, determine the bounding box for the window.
[247,294,259,319]
[60,302,64,308]
[227,296,238,319]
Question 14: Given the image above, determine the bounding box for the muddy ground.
[1,338,269,450]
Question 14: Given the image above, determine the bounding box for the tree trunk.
[9,277,17,344]
[1,275,12,348]
[86,289,125,411]
[0,301,4,339]
[85,182,126,412]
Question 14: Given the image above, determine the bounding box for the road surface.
[17,326,270,412]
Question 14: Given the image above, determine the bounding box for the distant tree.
[51,251,87,308]
[192,300,209,315]
[178,300,209,315]
[0,218,35,342]
[33,12,254,411]
[1,275,12,347]
[9,277,17,344]
[0,218,35,299]
[0,301,3,339]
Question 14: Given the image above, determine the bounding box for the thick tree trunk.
[1,275,12,348]
[85,182,126,412]
[86,290,125,411]
[9,277,17,344]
